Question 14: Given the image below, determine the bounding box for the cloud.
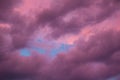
[45,26,120,80]
[36,0,120,38]
[0,0,120,80]
[0,0,21,23]
[0,52,47,80]
[1,21,120,80]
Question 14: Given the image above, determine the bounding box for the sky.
[0,0,120,80]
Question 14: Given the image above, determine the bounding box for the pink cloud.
[0,0,120,80]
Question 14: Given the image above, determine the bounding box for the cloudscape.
[0,0,120,80]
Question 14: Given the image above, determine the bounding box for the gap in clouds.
[20,48,31,57]
[0,0,120,80]
[20,38,74,57]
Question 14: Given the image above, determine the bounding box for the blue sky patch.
[20,48,31,57]
[32,47,46,54]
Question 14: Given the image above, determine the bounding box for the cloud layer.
[0,0,120,80]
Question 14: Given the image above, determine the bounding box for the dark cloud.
[1,0,119,52]
[44,28,120,80]
[37,0,92,23]
[0,0,19,10]
[1,27,120,80]
[0,0,120,80]
[1,0,120,52]
[36,0,94,38]
[36,0,120,38]
[0,0,29,52]
[0,53,47,80]
[0,0,21,22]
[0,0,36,50]
[95,0,120,23]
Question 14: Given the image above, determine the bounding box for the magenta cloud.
[0,0,120,80]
